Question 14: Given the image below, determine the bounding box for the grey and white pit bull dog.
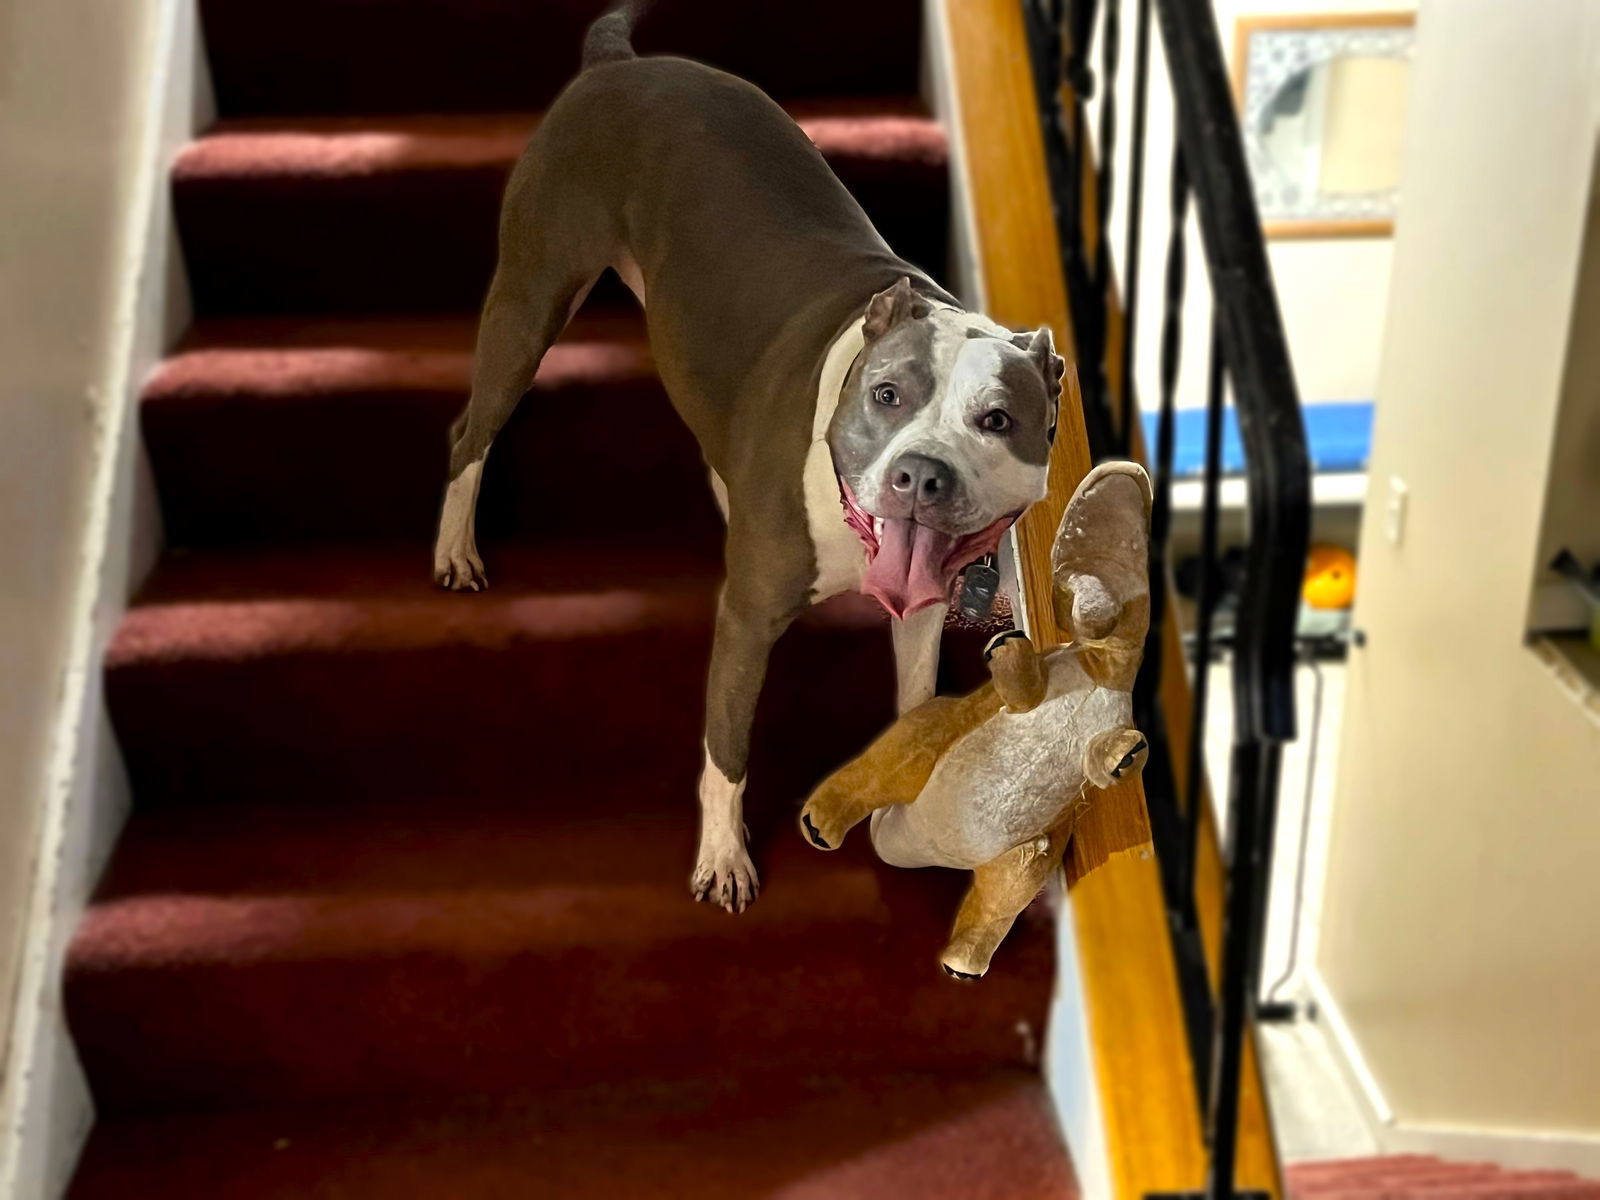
[434,3,1065,912]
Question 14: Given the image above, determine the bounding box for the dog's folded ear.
[864,276,932,340]
[1013,327,1067,396]
[1013,326,1067,442]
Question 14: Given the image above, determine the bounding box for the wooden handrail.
[941,2,1281,1196]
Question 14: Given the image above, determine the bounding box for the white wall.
[0,0,204,1193]
[1315,0,1600,1168]
[1104,0,1413,416]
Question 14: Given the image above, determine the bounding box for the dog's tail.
[581,1,649,69]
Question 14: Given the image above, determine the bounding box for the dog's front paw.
[433,544,487,592]
[690,840,760,914]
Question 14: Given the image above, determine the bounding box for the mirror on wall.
[1233,12,1416,239]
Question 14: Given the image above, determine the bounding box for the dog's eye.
[979,409,1012,433]
[873,384,900,407]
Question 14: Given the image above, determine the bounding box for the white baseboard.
[1379,1121,1600,1178]
[1308,970,1600,1176]
[1046,878,1113,1200]
[1306,970,1395,1128]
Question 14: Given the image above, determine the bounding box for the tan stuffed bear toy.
[799,460,1153,978]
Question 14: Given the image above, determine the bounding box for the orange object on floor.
[1303,544,1358,610]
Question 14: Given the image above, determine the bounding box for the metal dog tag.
[957,554,1001,621]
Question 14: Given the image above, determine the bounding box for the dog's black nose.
[887,453,954,511]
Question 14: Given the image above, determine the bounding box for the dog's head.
[829,277,1064,618]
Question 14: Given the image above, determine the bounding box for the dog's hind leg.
[434,265,598,590]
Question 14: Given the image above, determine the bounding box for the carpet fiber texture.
[1286,1156,1600,1200]
[64,1,1075,1193]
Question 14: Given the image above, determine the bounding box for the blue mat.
[1140,400,1373,477]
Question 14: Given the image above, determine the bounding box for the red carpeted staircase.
[63,2,1075,1195]
[1287,1156,1600,1200]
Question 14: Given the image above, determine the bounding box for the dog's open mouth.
[838,478,1018,619]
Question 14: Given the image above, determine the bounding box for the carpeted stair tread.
[105,543,1003,807]
[1289,1157,1447,1182]
[67,1071,1075,1198]
[142,312,714,545]
[108,540,902,664]
[179,101,946,178]
[175,101,949,315]
[1304,1181,1600,1200]
[67,798,1055,1111]
[199,0,926,118]
[1286,1158,1600,1200]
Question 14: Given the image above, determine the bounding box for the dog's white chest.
[804,318,870,601]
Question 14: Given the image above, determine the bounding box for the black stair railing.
[1019,2,1312,1199]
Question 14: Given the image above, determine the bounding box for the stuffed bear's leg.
[941,824,1072,979]
[798,695,970,850]
[984,631,1048,712]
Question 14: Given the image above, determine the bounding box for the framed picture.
[1232,12,1416,240]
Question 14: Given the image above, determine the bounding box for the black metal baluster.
[1132,138,1216,1109]
[1062,0,1091,263]
[1067,0,1120,457]
[1148,144,1187,571]
[1029,0,1071,225]
[1026,0,1120,457]
[1119,0,1153,455]
[1205,739,1281,1200]
[1133,140,1188,815]
[1091,0,1120,417]
[1179,321,1225,904]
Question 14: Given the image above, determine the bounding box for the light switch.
[1384,475,1408,547]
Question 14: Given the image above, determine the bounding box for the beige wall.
[1318,0,1600,1154]
[0,0,199,1192]
[0,0,153,1082]
[1320,56,1409,195]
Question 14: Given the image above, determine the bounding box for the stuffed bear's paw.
[797,798,854,851]
[940,924,999,979]
[800,811,831,849]
[1112,737,1148,778]
[939,945,991,981]
[1085,727,1149,790]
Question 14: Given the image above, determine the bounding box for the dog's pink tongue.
[862,517,960,619]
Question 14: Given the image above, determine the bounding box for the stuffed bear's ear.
[1013,326,1066,442]
[1049,461,1153,681]
[864,276,931,340]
